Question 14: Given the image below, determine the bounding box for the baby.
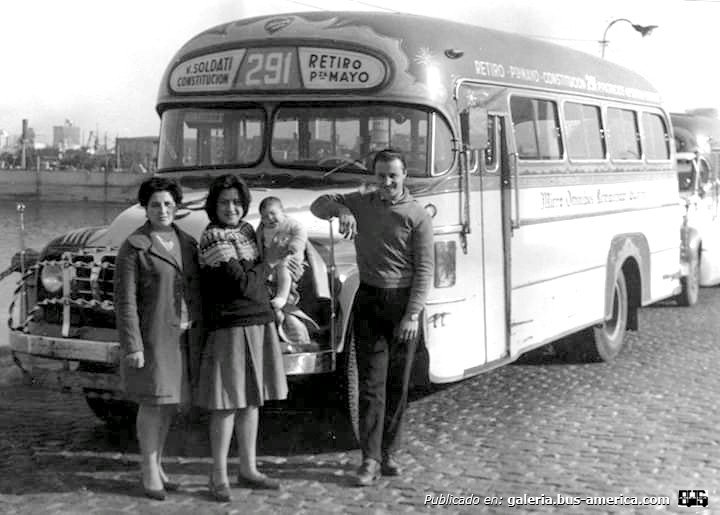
[257,196,307,311]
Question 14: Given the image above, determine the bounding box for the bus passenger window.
[510,96,562,160]
[564,102,604,160]
[607,108,640,160]
[641,112,670,160]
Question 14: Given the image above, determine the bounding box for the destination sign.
[169,47,386,93]
[298,47,385,89]
[170,49,246,92]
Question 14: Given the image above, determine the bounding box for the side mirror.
[460,109,488,150]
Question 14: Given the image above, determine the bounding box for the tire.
[76,362,138,426]
[677,249,700,307]
[584,272,629,362]
[84,394,138,427]
[338,324,360,444]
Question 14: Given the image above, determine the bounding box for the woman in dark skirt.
[196,174,290,502]
[114,176,203,500]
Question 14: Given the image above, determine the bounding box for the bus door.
[429,83,509,378]
[468,109,511,365]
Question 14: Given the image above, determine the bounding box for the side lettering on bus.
[473,58,661,103]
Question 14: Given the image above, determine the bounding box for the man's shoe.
[355,458,381,486]
[236,473,281,490]
[381,455,401,476]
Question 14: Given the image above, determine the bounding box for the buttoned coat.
[114,221,204,400]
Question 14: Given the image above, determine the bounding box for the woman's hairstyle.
[258,196,282,214]
[204,174,251,224]
[372,148,407,173]
[137,176,183,207]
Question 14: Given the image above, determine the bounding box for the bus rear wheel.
[677,249,700,307]
[585,272,628,362]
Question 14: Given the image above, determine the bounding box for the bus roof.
[157,11,662,111]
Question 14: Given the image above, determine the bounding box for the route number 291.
[244,51,292,86]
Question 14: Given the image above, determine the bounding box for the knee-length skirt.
[124,330,191,406]
[196,323,288,410]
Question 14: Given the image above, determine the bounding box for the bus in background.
[8,11,682,430]
[672,111,720,306]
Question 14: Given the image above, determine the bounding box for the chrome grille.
[32,250,117,332]
[70,254,116,302]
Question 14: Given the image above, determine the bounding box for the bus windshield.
[157,104,453,176]
[158,107,265,170]
[272,104,450,176]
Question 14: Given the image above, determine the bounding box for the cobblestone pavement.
[1,288,720,515]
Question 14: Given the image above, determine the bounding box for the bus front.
[151,15,454,380]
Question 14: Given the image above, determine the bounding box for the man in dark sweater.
[311,148,434,486]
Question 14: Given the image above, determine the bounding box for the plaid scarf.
[199,222,259,267]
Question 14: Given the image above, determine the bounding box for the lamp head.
[632,24,658,37]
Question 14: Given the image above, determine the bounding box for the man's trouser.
[353,282,417,462]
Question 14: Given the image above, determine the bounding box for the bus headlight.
[434,241,456,288]
[40,263,63,293]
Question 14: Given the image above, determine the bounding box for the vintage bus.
[8,11,682,429]
[672,111,720,305]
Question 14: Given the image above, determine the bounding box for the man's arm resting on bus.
[310,194,357,238]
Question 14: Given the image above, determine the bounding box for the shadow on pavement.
[513,330,604,365]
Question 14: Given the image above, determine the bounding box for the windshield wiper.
[322,151,375,179]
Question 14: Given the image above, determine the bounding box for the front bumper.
[9,330,337,393]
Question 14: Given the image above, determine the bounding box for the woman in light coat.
[115,176,203,500]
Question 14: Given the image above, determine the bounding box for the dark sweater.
[199,223,273,330]
[311,188,434,316]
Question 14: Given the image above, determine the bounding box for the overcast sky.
[1,0,718,142]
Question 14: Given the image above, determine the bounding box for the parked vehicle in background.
[672,111,720,306]
[8,11,683,428]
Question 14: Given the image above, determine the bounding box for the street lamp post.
[600,18,658,58]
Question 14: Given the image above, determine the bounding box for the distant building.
[0,130,8,150]
[53,119,82,150]
[116,136,158,172]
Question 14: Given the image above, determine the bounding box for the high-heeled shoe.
[236,473,281,490]
[208,477,232,502]
[162,480,181,492]
[142,482,166,501]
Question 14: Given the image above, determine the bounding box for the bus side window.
[607,107,641,160]
[510,96,562,160]
[564,102,604,160]
[641,112,670,160]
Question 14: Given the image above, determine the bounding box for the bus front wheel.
[587,272,628,362]
[84,394,138,427]
[338,325,360,444]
